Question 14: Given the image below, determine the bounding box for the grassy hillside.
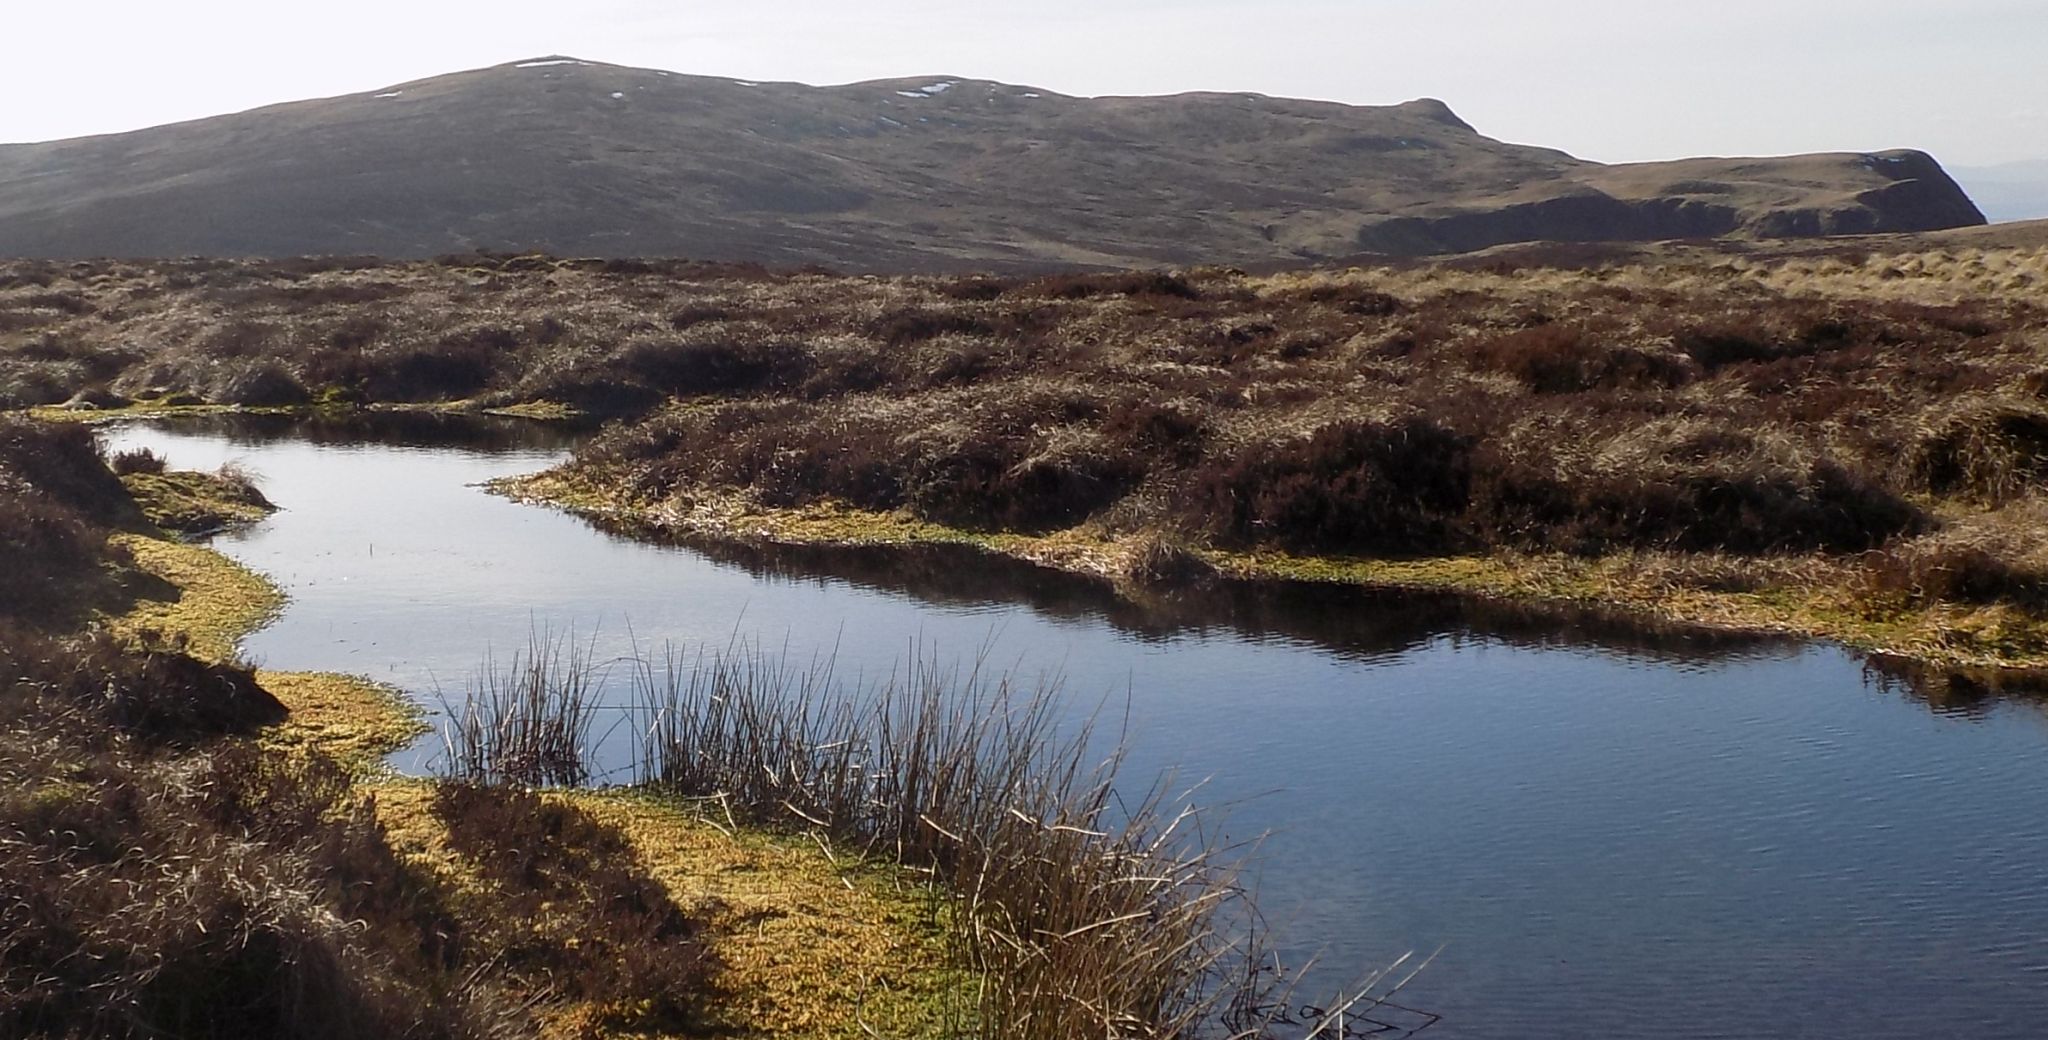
[0,57,1984,269]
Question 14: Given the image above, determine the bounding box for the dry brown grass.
[10,246,2048,667]
[432,245,2046,668]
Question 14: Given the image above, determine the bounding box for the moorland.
[5,44,2042,1040]
[7,227,2048,679]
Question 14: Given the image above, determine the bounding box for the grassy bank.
[500,466,2048,680]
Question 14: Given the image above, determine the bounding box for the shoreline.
[104,500,964,1037]
[28,397,587,426]
[62,401,2048,682]
[493,469,2048,688]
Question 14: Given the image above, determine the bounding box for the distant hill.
[0,57,1988,270]
[1951,161,2048,223]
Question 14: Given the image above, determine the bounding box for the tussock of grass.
[0,416,139,620]
[651,656,1199,1039]
[440,636,1384,1039]
[121,466,276,535]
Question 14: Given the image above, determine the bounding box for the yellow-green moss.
[256,671,427,772]
[370,398,584,421]
[493,473,1133,583]
[573,791,963,1039]
[104,532,281,660]
[481,400,583,421]
[104,529,417,773]
[1214,546,2048,671]
[26,400,296,424]
[369,780,963,1040]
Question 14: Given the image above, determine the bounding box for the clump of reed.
[633,644,1237,1037]
[108,445,168,475]
[440,635,1422,1039]
[440,631,599,787]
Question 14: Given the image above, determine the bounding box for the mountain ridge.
[0,56,1987,270]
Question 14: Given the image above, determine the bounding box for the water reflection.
[1861,652,2048,720]
[118,409,2048,725]
[120,410,2048,717]
[607,522,2048,710]
[97,413,2048,1040]
[126,409,596,453]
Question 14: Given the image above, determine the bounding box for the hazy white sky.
[4,0,2042,165]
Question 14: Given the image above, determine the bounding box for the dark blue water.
[104,415,2048,1040]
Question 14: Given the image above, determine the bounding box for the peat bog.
[9,232,2048,1037]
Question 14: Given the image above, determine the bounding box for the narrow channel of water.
[104,415,2048,1040]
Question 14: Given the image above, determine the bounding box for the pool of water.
[104,414,2048,1040]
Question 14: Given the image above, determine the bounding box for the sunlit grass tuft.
[441,634,1419,1038]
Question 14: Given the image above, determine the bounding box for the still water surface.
[104,415,2048,1039]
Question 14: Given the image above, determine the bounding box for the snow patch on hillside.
[896,81,959,99]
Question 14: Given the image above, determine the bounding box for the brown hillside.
[0,57,1985,270]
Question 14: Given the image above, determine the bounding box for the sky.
[2,0,2042,167]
